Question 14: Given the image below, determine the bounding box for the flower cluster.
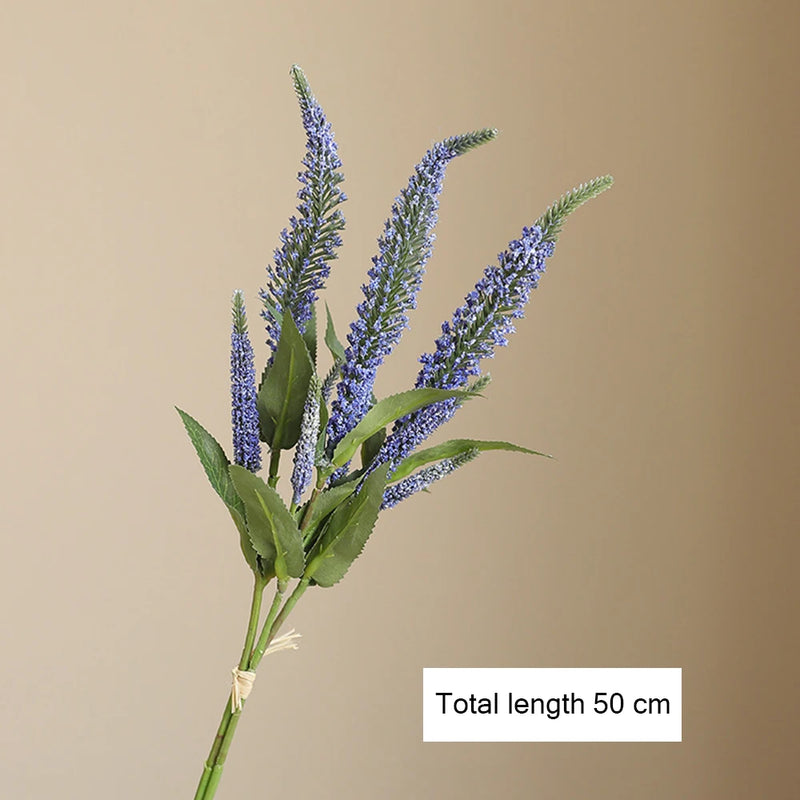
[261,66,346,353]
[381,448,479,509]
[290,377,321,506]
[230,290,261,472]
[374,176,614,476]
[376,226,553,470]
[326,129,498,451]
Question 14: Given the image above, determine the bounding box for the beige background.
[2,1,798,798]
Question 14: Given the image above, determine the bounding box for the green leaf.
[361,427,386,469]
[257,313,314,449]
[229,465,304,581]
[316,394,330,464]
[228,506,261,574]
[301,480,358,543]
[330,388,473,469]
[324,302,346,362]
[304,304,318,364]
[390,439,550,483]
[306,465,389,587]
[176,408,244,513]
[176,409,264,572]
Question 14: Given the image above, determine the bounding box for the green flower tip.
[231,289,248,334]
[537,174,614,243]
[470,373,492,393]
[446,127,499,156]
[289,64,314,108]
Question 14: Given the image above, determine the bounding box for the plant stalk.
[267,448,281,488]
[193,574,265,800]
[193,578,311,800]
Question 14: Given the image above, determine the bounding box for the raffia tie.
[230,668,256,712]
[229,629,302,712]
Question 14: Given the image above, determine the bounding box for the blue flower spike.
[261,65,347,354]
[327,129,498,450]
[230,290,261,472]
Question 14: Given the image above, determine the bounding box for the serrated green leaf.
[258,360,271,393]
[361,427,386,469]
[305,465,389,587]
[176,409,266,573]
[263,298,284,328]
[177,409,242,511]
[228,506,261,574]
[304,304,318,364]
[324,303,346,362]
[330,388,473,469]
[229,465,304,581]
[301,480,358,545]
[316,394,330,464]
[390,439,550,483]
[257,313,314,449]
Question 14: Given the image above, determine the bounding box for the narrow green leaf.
[330,388,473,469]
[258,360,271,393]
[229,465,304,581]
[257,302,283,391]
[361,427,386,469]
[324,302,346,362]
[176,408,243,513]
[176,409,265,573]
[304,304,318,364]
[302,481,358,542]
[316,394,330,464]
[390,439,550,483]
[228,506,261,574]
[306,465,389,587]
[257,313,314,449]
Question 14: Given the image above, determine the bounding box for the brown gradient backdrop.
[1,1,798,798]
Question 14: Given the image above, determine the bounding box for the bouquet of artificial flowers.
[178,65,611,799]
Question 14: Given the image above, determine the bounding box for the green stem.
[299,487,320,532]
[196,579,311,800]
[238,575,266,669]
[250,586,285,667]
[298,470,328,548]
[193,700,230,800]
[267,448,281,488]
[193,574,266,800]
[251,577,310,670]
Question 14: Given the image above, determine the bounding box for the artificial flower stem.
[196,586,283,800]
[297,470,326,542]
[250,577,310,670]
[239,574,267,669]
[250,585,285,668]
[193,574,266,800]
[267,448,281,488]
[197,580,310,800]
[194,698,235,800]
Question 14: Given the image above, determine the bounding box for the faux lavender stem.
[230,290,261,472]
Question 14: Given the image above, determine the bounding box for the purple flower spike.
[379,225,555,469]
[381,449,479,509]
[230,290,261,472]
[261,66,346,353]
[290,377,321,506]
[326,129,498,453]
